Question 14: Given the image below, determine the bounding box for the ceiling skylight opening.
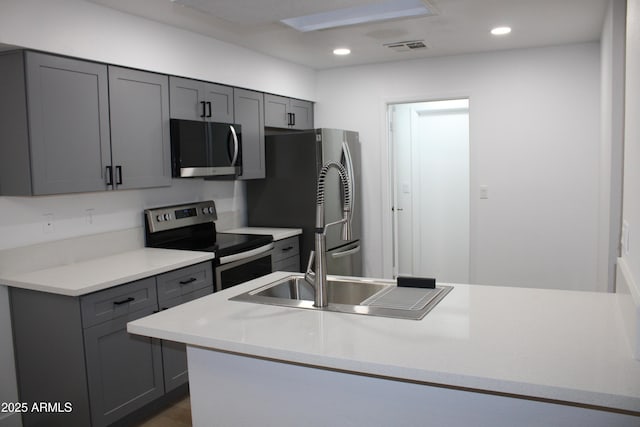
[281,0,434,32]
[333,48,352,56]
[491,26,512,36]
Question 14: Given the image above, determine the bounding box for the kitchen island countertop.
[128,271,640,416]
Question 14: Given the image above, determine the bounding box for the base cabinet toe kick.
[8,261,213,427]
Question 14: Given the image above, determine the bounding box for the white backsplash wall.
[0,179,246,251]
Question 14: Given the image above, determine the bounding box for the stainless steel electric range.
[144,201,274,291]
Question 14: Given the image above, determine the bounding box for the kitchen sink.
[230,274,452,320]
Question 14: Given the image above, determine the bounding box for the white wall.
[600,0,627,292]
[0,0,316,100]
[316,43,602,291]
[621,0,640,288]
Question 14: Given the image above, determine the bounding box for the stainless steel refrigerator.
[247,128,362,276]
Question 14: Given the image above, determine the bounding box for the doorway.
[389,99,470,282]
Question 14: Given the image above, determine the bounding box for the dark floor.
[135,396,191,427]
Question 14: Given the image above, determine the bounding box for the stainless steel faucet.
[304,161,352,307]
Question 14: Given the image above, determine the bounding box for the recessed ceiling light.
[281,0,434,32]
[333,48,351,56]
[491,26,512,36]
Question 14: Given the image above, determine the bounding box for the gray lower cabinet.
[159,287,212,391]
[8,262,213,427]
[83,305,164,427]
[155,263,214,392]
[0,50,111,195]
[108,66,171,190]
[234,88,266,180]
[272,236,301,272]
[264,94,313,130]
[169,76,234,122]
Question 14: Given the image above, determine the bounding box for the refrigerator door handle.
[342,140,356,217]
[331,244,361,259]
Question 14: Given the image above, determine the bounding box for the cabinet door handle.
[113,297,135,305]
[200,101,206,118]
[115,166,123,185]
[206,101,212,118]
[179,277,197,285]
[105,166,113,186]
[281,246,294,252]
[291,112,296,127]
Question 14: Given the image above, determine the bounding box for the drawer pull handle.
[113,297,135,305]
[281,246,294,252]
[179,277,197,285]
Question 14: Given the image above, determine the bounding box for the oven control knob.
[164,213,171,221]
[201,208,208,215]
[156,215,164,222]
[208,207,215,214]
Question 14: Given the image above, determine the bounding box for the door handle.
[200,101,206,118]
[105,166,113,186]
[229,125,239,166]
[331,245,361,259]
[115,166,123,185]
[113,297,135,305]
[206,101,212,118]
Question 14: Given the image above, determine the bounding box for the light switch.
[480,185,489,199]
[622,220,630,255]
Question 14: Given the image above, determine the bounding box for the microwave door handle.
[229,125,239,166]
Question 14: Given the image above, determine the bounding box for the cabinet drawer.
[156,262,213,304]
[158,286,213,311]
[81,278,157,328]
[273,257,301,273]
[272,237,300,263]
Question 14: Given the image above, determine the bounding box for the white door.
[391,99,470,283]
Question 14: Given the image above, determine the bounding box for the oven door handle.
[218,243,274,265]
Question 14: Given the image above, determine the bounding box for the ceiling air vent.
[384,40,428,52]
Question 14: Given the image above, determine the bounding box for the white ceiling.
[87,0,609,70]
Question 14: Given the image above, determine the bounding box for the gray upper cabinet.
[264,94,314,130]
[234,88,265,180]
[290,98,314,130]
[169,76,234,122]
[0,51,112,195]
[0,51,171,196]
[108,66,171,189]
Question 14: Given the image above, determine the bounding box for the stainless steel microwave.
[170,119,242,178]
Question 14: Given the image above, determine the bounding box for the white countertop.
[127,271,640,415]
[224,227,302,241]
[0,248,215,297]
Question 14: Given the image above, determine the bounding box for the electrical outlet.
[43,213,55,234]
[85,208,95,225]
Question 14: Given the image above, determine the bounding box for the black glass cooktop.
[145,220,272,257]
